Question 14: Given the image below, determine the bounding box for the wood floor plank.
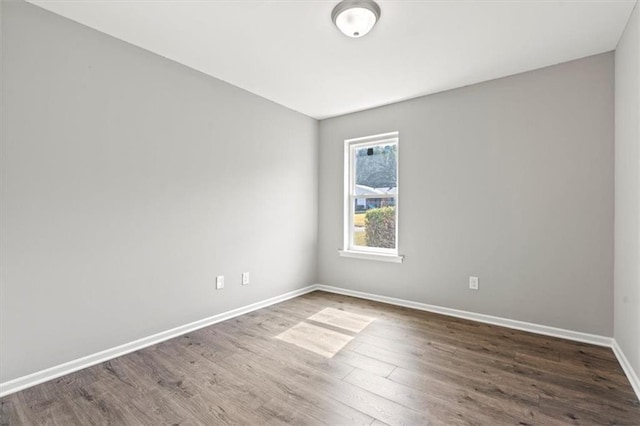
[385,366,539,424]
[183,318,375,424]
[206,318,358,380]
[333,349,397,378]
[217,353,374,425]
[325,378,429,426]
[344,367,492,425]
[2,290,639,425]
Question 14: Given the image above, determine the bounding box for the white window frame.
[339,131,404,263]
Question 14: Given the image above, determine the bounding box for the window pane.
[354,143,397,191]
[352,197,396,249]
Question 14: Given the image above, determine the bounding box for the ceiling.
[27,0,637,119]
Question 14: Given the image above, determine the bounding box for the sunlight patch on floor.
[275,322,354,358]
[308,307,375,333]
[275,307,375,358]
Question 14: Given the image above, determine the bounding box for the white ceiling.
[28,0,637,119]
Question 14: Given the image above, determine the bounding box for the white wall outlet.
[469,276,479,290]
[216,275,224,290]
[242,272,250,285]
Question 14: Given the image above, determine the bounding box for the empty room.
[1,0,639,424]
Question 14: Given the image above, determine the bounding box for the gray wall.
[318,53,615,336]
[614,2,640,379]
[0,0,318,383]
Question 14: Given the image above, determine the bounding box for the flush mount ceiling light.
[332,0,381,38]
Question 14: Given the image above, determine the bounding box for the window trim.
[340,131,403,263]
[338,249,404,263]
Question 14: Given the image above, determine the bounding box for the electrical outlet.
[242,272,250,285]
[469,276,479,290]
[216,275,224,290]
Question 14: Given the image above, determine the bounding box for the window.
[340,132,403,263]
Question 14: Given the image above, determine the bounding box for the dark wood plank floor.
[1,291,639,425]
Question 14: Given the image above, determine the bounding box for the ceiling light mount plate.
[332,0,381,38]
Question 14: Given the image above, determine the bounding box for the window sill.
[338,250,404,263]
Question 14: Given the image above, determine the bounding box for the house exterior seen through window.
[342,132,400,261]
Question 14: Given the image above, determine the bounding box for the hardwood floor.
[1,291,639,425]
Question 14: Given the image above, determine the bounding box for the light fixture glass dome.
[332,0,381,38]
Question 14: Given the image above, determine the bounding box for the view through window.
[345,132,398,254]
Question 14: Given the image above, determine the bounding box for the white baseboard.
[0,285,317,398]
[314,284,613,346]
[316,284,613,347]
[612,340,640,399]
[3,283,639,403]
[314,284,640,401]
